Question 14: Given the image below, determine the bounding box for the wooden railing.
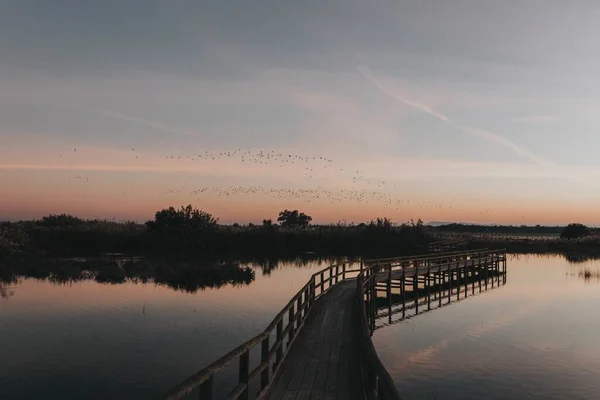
[157,261,356,400]
[363,248,494,268]
[159,249,505,400]
[356,267,402,400]
[427,239,469,252]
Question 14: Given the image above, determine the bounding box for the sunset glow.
[3,2,600,225]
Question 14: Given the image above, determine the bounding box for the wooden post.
[297,295,303,325]
[310,277,316,306]
[471,259,475,295]
[456,260,460,301]
[438,273,442,307]
[497,256,501,285]
[413,270,419,314]
[288,306,295,344]
[329,268,333,290]
[276,319,283,367]
[427,265,431,310]
[320,271,325,295]
[199,374,214,400]
[342,263,346,281]
[335,265,339,284]
[371,273,376,333]
[261,336,270,390]
[485,256,489,290]
[447,269,451,304]
[239,350,250,400]
[464,260,468,298]
[387,266,392,324]
[401,264,406,317]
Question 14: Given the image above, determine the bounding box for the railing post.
[471,259,475,295]
[310,276,316,305]
[387,265,392,324]
[199,374,214,400]
[438,272,442,307]
[288,305,295,343]
[401,263,406,317]
[413,268,418,314]
[297,295,303,326]
[427,265,431,310]
[320,271,325,295]
[329,268,333,289]
[261,336,270,390]
[335,265,339,284]
[276,319,283,368]
[485,255,489,289]
[456,260,460,301]
[239,349,249,400]
[303,287,309,321]
[342,263,346,280]
[447,268,451,304]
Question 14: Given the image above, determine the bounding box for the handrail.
[159,249,505,400]
[356,271,403,400]
[364,249,502,268]
[157,261,354,400]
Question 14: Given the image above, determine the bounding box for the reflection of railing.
[157,261,356,400]
[372,269,507,331]
[360,249,506,333]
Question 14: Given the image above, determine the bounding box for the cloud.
[356,66,553,168]
[78,106,204,138]
[514,115,557,124]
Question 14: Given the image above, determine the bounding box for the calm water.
[1,254,600,399]
[374,254,600,400]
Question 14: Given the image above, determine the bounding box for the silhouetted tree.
[561,223,590,239]
[277,210,312,229]
[0,223,27,256]
[40,214,85,228]
[146,205,218,233]
[368,217,393,231]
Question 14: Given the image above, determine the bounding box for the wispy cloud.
[514,115,557,124]
[356,66,553,168]
[77,106,204,138]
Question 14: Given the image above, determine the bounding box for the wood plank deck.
[267,280,364,400]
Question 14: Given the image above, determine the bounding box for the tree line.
[0,206,429,260]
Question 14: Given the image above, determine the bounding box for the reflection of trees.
[252,255,349,276]
[0,281,17,299]
[0,258,256,294]
[508,251,600,264]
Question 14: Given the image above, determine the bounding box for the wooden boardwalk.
[267,280,363,400]
[158,248,506,400]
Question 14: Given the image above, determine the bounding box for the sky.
[3,0,600,225]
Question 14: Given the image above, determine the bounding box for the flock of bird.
[60,147,527,219]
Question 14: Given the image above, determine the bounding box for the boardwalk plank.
[268,281,363,400]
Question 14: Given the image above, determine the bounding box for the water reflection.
[0,280,16,299]
[369,271,506,331]
[372,253,600,400]
[0,257,336,400]
[0,255,350,300]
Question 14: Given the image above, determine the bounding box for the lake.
[2,254,600,399]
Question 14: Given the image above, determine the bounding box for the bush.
[561,223,591,239]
